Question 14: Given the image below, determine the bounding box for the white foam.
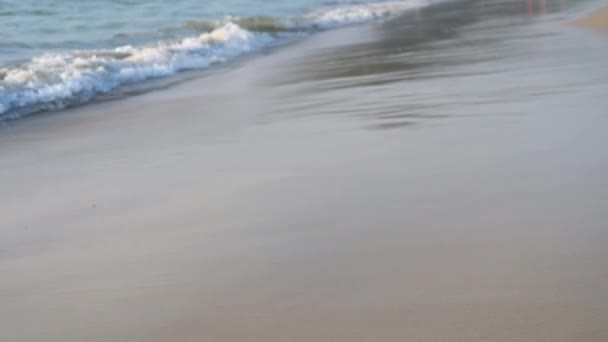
[309,0,430,29]
[0,23,273,117]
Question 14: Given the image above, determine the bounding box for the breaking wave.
[0,0,431,119]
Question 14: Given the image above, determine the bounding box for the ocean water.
[0,0,435,119]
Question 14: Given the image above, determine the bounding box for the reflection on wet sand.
[266,0,587,129]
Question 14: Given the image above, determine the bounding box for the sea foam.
[309,0,429,28]
[0,23,271,118]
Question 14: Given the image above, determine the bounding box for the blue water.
[0,0,432,118]
[1,0,337,64]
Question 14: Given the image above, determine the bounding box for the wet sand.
[2,1,608,341]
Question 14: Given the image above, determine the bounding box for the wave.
[185,0,430,33]
[185,17,296,34]
[0,23,272,118]
[306,0,430,29]
[0,0,431,119]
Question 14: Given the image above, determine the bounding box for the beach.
[1,0,608,341]
[574,5,608,31]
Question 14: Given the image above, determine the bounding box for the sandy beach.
[573,6,608,31]
[1,1,608,341]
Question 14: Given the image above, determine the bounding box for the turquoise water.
[0,0,434,118]
[1,0,339,64]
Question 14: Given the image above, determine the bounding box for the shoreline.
[0,0,436,121]
[2,1,608,341]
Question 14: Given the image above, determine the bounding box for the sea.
[0,0,438,119]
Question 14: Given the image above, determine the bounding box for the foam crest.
[309,0,429,28]
[183,1,431,33]
[0,23,272,118]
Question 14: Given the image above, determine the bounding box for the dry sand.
[1,1,608,341]
[573,6,608,31]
